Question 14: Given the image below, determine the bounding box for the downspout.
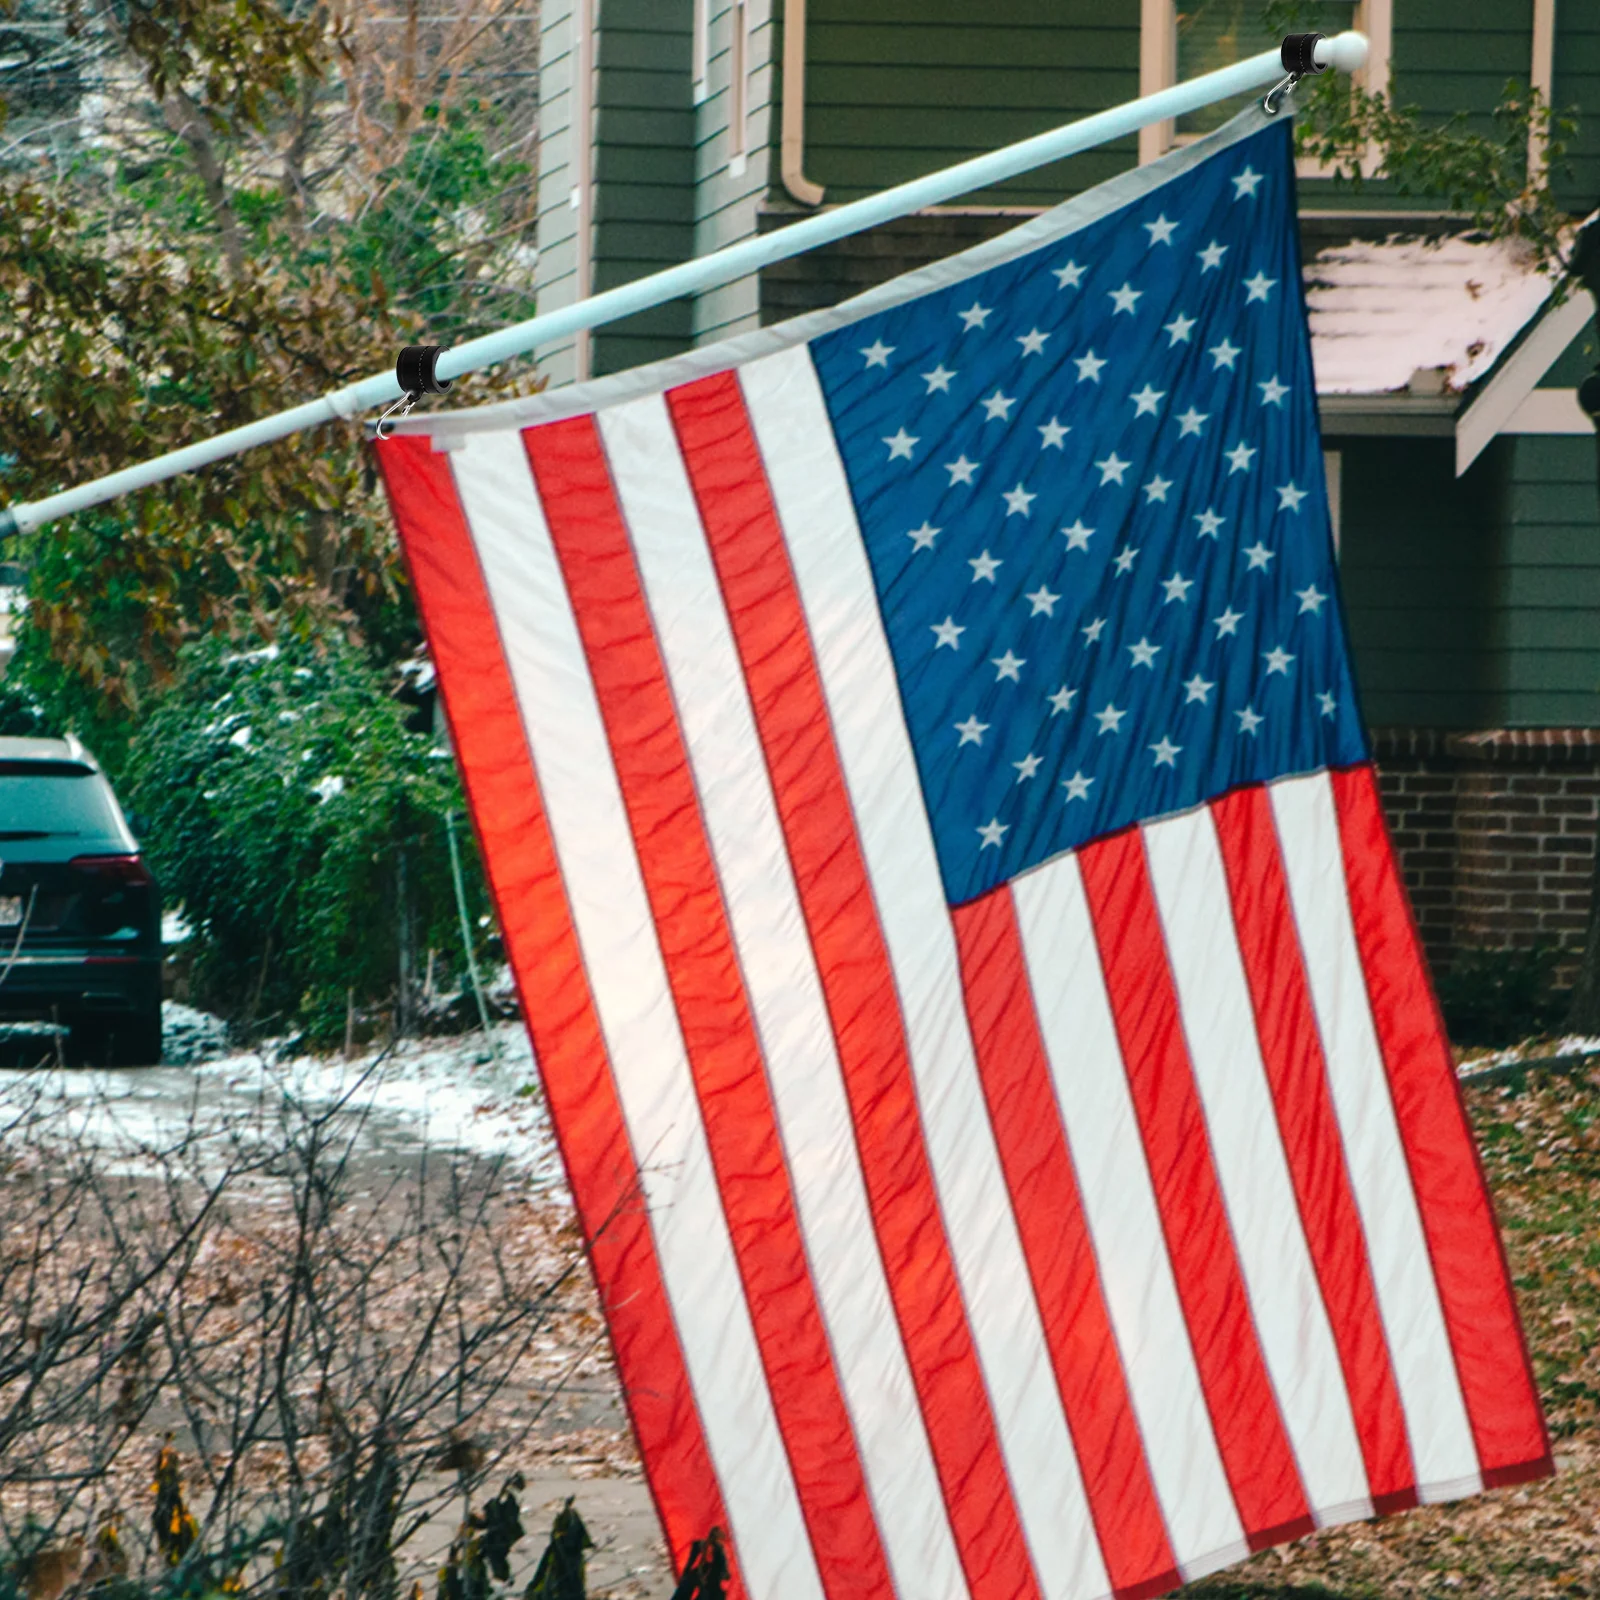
[781,0,825,206]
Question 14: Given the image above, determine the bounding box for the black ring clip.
[1263,32,1325,115]
[377,345,456,440]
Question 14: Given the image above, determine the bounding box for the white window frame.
[726,0,749,176]
[1138,0,1391,172]
[693,0,710,104]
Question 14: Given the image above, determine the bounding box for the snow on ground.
[0,1004,563,1191]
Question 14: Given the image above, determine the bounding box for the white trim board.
[1456,292,1595,475]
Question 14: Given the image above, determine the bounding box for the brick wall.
[1372,729,1600,975]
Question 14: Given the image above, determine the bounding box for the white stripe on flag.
[594,394,969,1600]
[1011,851,1247,1580]
[450,428,826,1600]
[1268,772,1482,1500]
[740,345,1113,1600]
[1141,806,1372,1524]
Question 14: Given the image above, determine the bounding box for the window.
[1140,0,1390,165]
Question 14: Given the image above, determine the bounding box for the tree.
[0,0,543,770]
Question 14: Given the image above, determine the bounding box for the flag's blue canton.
[810,122,1366,907]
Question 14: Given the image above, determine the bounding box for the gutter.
[780,0,825,206]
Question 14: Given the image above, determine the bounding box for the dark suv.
[0,735,162,1064]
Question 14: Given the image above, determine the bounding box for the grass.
[1191,1064,1600,1599]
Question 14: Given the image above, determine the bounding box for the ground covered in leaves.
[1194,1060,1600,1599]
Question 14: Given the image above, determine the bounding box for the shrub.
[125,627,490,1043]
[1435,943,1569,1049]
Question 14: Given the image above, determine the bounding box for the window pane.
[1176,0,1357,135]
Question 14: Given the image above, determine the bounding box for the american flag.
[378,111,1548,1600]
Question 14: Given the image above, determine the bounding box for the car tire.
[69,1005,163,1067]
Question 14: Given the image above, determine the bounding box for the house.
[532,0,1600,974]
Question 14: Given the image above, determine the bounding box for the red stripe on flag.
[668,370,1044,1600]
[952,885,1180,1600]
[1077,826,1314,1548]
[373,436,733,1581]
[521,416,897,1600]
[1329,765,1552,1488]
[1209,786,1417,1513]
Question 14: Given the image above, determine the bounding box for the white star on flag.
[932,616,965,649]
[1026,584,1061,616]
[1164,312,1197,345]
[1198,238,1228,270]
[1162,572,1194,604]
[1003,483,1036,517]
[992,651,1025,682]
[1244,269,1277,302]
[957,301,991,329]
[1264,646,1295,675]
[1243,542,1275,571]
[862,339,894,367]
[945,455,979,485]
[981,390,1016,421]
[1094,702,1126,734]
[884,428,918,460]
[1144,213,1179,245]
[1143,475,1173,503]
[1109,282,1142,315]
[1150,735,1181,767]
[907,520,940,550]
[1039,417,1070,448]
[1184,674,1215,703]
[1278,482,1308,512]
[1061,769,1093,800]
[1013,752,1043,782]
[969,550,1001,582]
[1017,328,1050,356]
[1096,453,1130,485]
[1177,407,1208,437]
[1227,440,1257,473]
[1298,584,1327,614]
[1075,349,1107,382]
[955,713,989,745]
[1195,508,1225,538]
[1063,520,1094,551]
[1048,685,1077,714]
[1236,704,1265,733]
[976,817,1007,848]
[1259,375,1290,405]
[1215,606,1245,635]
[1128,637,1160,668]
[922,365,957,393]
[1209,337,1241,369]
[1082,616,1107,644]
[1052,260,1085,288]
[1130,384,1165,417]
[1232,164,1263,197]
[1112,545,1138,575]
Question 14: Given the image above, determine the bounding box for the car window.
[0,766,125,839]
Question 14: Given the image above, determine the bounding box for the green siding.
[1338,434,1600,729]
[794,1,1138,206]
[1553,4,1600,214]
[591,2,697,377]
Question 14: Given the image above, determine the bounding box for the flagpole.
[0,32,1366,539]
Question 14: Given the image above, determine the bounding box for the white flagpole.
[0,32,1366,538]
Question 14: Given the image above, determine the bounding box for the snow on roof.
[1305,233,1557,397]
